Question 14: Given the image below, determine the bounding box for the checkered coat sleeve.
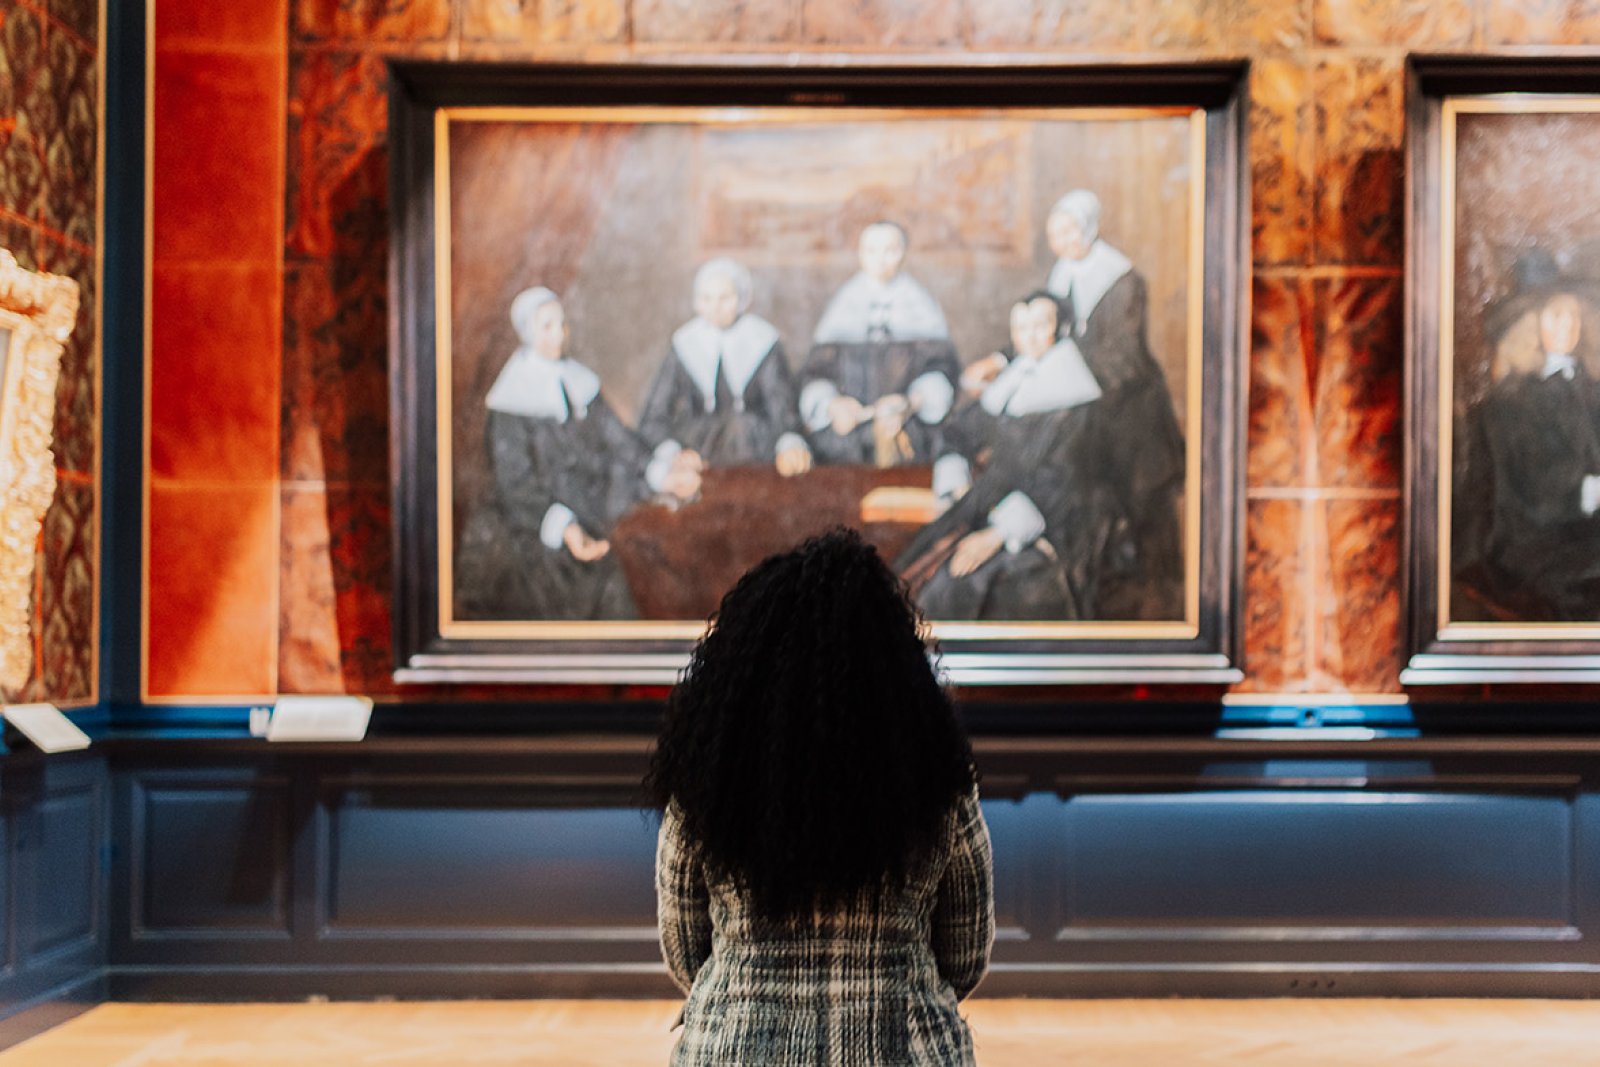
[655,788,994,1065]
[931,786,995,1000]
[656,802,714,994]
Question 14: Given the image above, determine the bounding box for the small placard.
[265,696,373,742]
[3,703,91,753]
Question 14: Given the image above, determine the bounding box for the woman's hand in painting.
[948,526,1005,578]
[960,352,1008,397]
[662,449,704,503]
[827,395,868,436]
[563,522,612,562]
[873,393,911,435]
[775,444,812,478]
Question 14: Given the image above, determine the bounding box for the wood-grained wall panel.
[130,777,293,937]
[26,785,103,961]
[1061,792,1574,928]
[318,782,658,933]
[0,754,107,1030]
[102,739,1600,998]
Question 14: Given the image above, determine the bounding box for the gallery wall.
[143,0,1596,700]
[0,0,101,705]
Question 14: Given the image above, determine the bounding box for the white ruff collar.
[1046,240,1133,329]
[670,314,781,406]
[980,339,1103,416]
[484,351,601,422]
[811,271,950,344]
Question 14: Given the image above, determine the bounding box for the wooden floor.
[2,999,1598,1065]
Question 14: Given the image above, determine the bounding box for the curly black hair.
[645,527,975,924]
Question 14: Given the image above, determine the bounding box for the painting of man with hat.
[1452,247,1600,621]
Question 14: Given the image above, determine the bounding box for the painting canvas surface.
[436,108,1200,634]
[1447,108,1600,626]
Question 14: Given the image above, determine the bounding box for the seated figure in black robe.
[799,221,960,467]
[637,257,812,494]
[454,287,698,621]
[1454,261,1600,621]
[898,294,1115,621]
[1040,189,1186,619]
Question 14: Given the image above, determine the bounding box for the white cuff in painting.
[908,371,954,424]
[775,432,809,458]
[540,503,577,551]
[1584,475,1600,517]
[800,380,840,432]
[646,439,683,493]
[987,491,1046,553]
[932,454,971,501]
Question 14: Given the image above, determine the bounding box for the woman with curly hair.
[646,527,992,1066]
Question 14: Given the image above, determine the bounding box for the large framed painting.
[389,61,1247,685]
[1406,56,1600,683]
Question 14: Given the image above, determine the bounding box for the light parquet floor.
[2,999,1598,1066]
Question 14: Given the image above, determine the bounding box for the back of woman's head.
[646,527,975,923]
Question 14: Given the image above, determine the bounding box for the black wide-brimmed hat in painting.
[1482,247,1600,379]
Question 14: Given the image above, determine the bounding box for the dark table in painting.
[611,465,934,620]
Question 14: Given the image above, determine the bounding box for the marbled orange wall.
[145,0,287,698]
[0,0,100,703]
[145,0,1600,700]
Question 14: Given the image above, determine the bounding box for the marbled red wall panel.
[147,484,279,696]
[134,0,1600,698]
[0,0,99,703]
[145,0,287,697]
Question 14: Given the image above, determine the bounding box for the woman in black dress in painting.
[455,286,697,620]
[1040,189,1186,619]
[637,257,812,490]
[800,221,961,468]
[1454,251,1600,621]
[900,294,1117,621]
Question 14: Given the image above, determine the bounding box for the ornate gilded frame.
[0,249,79,696]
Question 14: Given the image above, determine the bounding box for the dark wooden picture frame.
[1406,55,1600,684]
[388,60,1248,685]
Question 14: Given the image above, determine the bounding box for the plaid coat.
[656,787,994,1066]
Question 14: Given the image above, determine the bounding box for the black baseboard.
[975,964,1600,998]
[100,962,1600,1002]
[107,965,681,1001]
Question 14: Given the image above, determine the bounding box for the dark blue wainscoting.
[102,734,1600,1000]
[0,751,108,1044]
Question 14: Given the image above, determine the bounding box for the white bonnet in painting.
[692,257,754,313]
[1048,189,1102,246]
[509,285,561,344]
